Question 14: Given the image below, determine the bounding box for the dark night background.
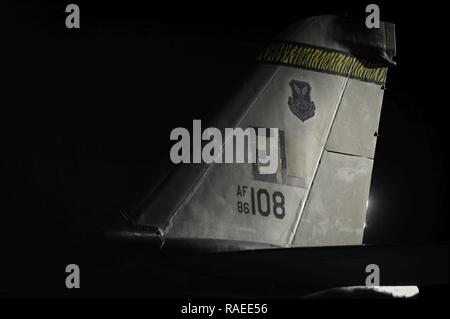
[2,0,448,298]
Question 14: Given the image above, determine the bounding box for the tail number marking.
[236,185,285,219]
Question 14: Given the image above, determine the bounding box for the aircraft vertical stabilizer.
[129,16,396,250]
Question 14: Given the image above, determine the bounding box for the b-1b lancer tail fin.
[123,15,396,251]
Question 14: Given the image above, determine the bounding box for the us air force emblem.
[288,80,316,122]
